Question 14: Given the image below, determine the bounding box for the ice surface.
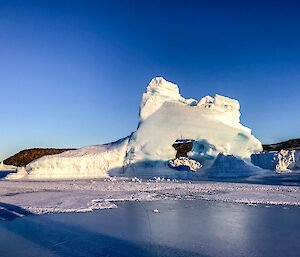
[208,154,261,178]
[8,77,263,180]
[252,150,300,172]
[0,179,300,215]
[139,77,184,121]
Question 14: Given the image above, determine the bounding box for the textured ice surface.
[252,150,300,172]
[0,179,299,215]
[9,77,262,180]
[208,154,262,178]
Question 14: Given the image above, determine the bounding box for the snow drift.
[8,77,263,180]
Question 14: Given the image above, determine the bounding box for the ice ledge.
[139,77,241,123]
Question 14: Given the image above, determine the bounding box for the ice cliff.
[9,77,263,180]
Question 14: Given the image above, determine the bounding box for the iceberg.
[123,77,262,176]
[9,77,263,180]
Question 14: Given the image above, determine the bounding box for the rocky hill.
[3,148,76,167]
[263,139,300,152]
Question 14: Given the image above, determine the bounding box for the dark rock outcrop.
[263,139,300,152]
[3,148,76,167]
[172,140,193,158]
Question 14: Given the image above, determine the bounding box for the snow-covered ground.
[0,178,299,216]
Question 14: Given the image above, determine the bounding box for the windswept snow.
[7,77,263,180]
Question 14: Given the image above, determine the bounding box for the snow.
[5,167,27,179]
[0,163,17,171]
[10,137,129,180]
[168,157,202,171]
[251,150,300,172]
[7,77,263,180]
[0,179,299,215]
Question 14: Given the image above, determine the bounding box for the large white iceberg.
[123,77,262,176]
[9,77,263,180]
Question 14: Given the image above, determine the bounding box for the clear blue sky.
[1,0,300,160]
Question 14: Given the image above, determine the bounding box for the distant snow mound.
[251,150,300,172]
[8,77,263,180]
